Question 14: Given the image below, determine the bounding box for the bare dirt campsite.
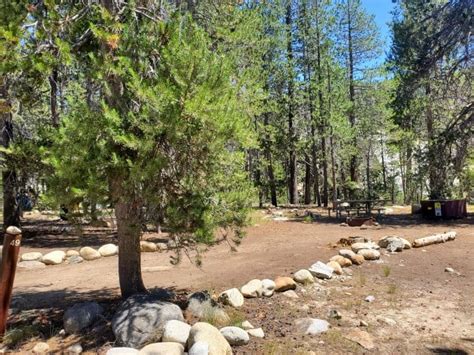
[1,207,472,354]
[1,0,473,354]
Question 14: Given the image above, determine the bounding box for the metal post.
[0,226,22,337]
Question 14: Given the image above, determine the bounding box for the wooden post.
[0,226,22,337]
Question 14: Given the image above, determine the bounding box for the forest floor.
[4,207,474,354]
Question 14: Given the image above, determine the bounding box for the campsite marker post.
[0,226,22,337]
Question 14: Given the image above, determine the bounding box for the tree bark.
[286,2,298,205]
[304,154,311,205]
[110,175,147,298]
[347,0,358,186]
[0,81,20,229]
[49,69,59,128]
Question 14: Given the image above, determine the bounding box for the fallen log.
[412,231,456,248]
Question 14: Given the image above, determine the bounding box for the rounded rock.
[240,279,263,298]
[42,250,66,265]
[247,327,265,338]
[218,288,244,308]
[261,279,276,297]
[357,249,380,260]
[79,247,101,261]
[21,252,43,262]
[327,261,343,275]
[98,244,118,257]
[66,250,80,257]
[162,320,191,347]
[274,276,296,292]
[187,322,232,355]
[220,326,250,346]
[138,343,184,355]
[140,241,157,252]
[293,269,314,284]
[329,255,352,267]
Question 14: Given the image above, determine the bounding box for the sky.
[361,0,396,61]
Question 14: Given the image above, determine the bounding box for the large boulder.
[79,247,101,261]
[98,244,118,257]
[138,343,184,355]
[274,276,296,292]
[308,261,333,279]
[240,279,263,298]
[261,279,276,297]
[162,320,191,347]
[112,294,184,348]
[357,249,381,260]
[218,288,244,308]
[220,326,250,346]
[21,252,43,262]
[64,302,103,334]
[42,250,66,265]
[293,269,314,284]
[187,322,232,355]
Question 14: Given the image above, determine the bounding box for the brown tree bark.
[0,81,20,228]
[347,0,358,186]
[286,2,298,205]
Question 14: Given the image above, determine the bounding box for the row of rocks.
[17,241,168,269]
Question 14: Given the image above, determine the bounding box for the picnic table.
[327,200,389,218]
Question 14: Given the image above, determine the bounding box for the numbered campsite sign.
[434,202,442,217]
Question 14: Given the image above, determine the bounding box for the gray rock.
[106,348,139,355]
[220,326,250,345]
[188,341,209,355]
[138,343,184,355]
[351,242,379,253]
[339,249,357,259]
[162,320,191,347]
[17,260,46,270]
[329,309,342,320]
[187,322,232,355]
[294,318,329,335]
[64,302,103,334]
[112,294,184,348]
[309,261,334,279]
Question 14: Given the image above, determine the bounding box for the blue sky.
[361,0,396,61]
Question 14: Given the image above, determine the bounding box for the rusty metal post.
[0,226,22,337]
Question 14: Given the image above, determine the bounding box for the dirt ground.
[4,208,474,354]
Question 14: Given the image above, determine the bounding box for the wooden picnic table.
[328,199,389,217]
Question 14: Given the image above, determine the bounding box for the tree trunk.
[110,176,147,298]
[347,0,358,186]
[380,134,387,191]
[286,2,298,205]
[263,114,277,207]
[315,3,328,207]
[327,65,337,204]
[0,82,19,229]
[304,154,311,205]
[49,69,59,128]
